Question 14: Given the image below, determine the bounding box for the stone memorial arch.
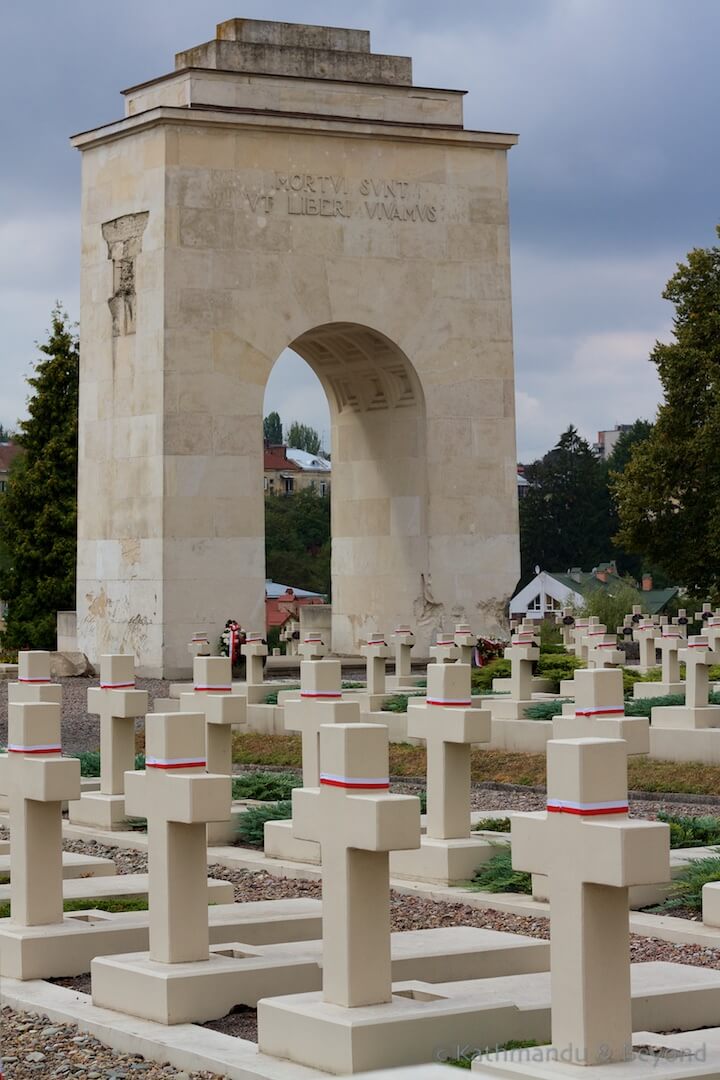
[72,18,520,676]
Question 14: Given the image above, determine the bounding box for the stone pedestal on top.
[391,663,493,883]
[8,651,63,706]
[386,625,424,690]
[650,636,720,762]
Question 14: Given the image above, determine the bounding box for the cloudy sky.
[2,0,718,460]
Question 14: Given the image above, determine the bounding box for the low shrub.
[342,681,365,689]
[73,751,145,777]
[235,801,292,847]
[473,816,512,833]
[232,771,300,801]
[472,659,510,692]
[264,687,299,705]
[658,811,720,849]
[468,848,532,894]
[651,853,720,911]
[523,699,572,721]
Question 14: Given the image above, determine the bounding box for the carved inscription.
[241,174,437,223]
[102,212,149,336]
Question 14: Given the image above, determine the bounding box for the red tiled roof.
[0,443,22,473]
[264,445,300,471]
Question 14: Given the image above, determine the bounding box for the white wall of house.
[510,571,584,619]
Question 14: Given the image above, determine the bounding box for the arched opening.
[263,322,428,654]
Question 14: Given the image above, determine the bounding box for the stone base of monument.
[386,674,426,691]
[633,681,685,699]
[68,791,131,830]
[0,850,115,882]
[492,677,555,694]
[257,963,720,1075]
[246,703,285,734]
[651,705,720,730]
[490,718,553,753]
[553,714,650,755]
[649,726,720,763]
[153,697,180,712]
[92,926,550,1024]
[264,818,321,864]
[390,836,497,885]
[0,897,322,980]
[0,873,232,908]
[471,1032,720,1078]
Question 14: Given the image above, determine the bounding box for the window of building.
[320,481,328,496]
[545,595,563,611]
[264,477,269,492]
[0,480,6,493]
[284,476,294,494]
[526,594,541,611]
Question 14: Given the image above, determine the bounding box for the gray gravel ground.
[0,676,170,755]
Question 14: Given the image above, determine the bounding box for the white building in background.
[594,425,632,460]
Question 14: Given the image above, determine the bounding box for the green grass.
[649,852,720,912]
[235,801,293,846]
[264,687,299,705]
[523,699,573,721]
[447,1041,542,1069]
[473,816,511,833]
[468,848,532,894]
[381,693,423,713]
[658,811,720,849]
[0,895,149,919]
[232,771,300,801]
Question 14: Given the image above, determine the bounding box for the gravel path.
[0,677,171,756]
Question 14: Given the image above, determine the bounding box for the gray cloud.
[2,0,718,460]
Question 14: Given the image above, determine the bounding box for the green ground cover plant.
[468,848,532,894]
[232,771,300,801]
[472,817,512,833]
[235,801,293,846]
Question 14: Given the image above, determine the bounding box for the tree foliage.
[519,426,612,580]
[613,227,720,596]
[287,421,323,456]
[265,487,330,595]
[263,411,283,445]
[0,309,79,648]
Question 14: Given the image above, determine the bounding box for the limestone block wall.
[74,25,519,675]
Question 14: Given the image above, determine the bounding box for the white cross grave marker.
[291,722,420,1005]
[503,628,540,702]
[554,668,649,754]
[241,632,268,687]
[360,633,392,696]
[407,663,490,838]
[391,624,415,682]
[429,631,460,664]
[88,656,148,795]
[0,702,80,926]
[298,631,328,661]
[285,659,361,786]
[585,625,623,669]
[123,712,231,962]
[454,622,475,666]
[511,737,669,1064]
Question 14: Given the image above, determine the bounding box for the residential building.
[0,442,21,494]
[265,579,327,630]
[510,562,679,620]
[594,425,632,461]
[264,443,331,496]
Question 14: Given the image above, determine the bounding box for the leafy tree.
[265,487,330,595]
[605,420,654,474]
[0,309,79,648]
[263,411,283,445]
[0,424,13,442]
[519,426,612,581]
[287,421,323,456]
[614,227,720,596]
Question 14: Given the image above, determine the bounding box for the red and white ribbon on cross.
[7,743,62,755]
[18,678,51,684]
[146,756,207,769]
[367,639,387,646]
[575,706,624,717]
[193,684,232,692]
[547,798,628,816]
[300,692,341,699]
[100,681,135,689]
[320,772,389,790]
[595,642,619,648]
[427,697,472,707]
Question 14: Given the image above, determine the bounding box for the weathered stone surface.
[73,20,520,677]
